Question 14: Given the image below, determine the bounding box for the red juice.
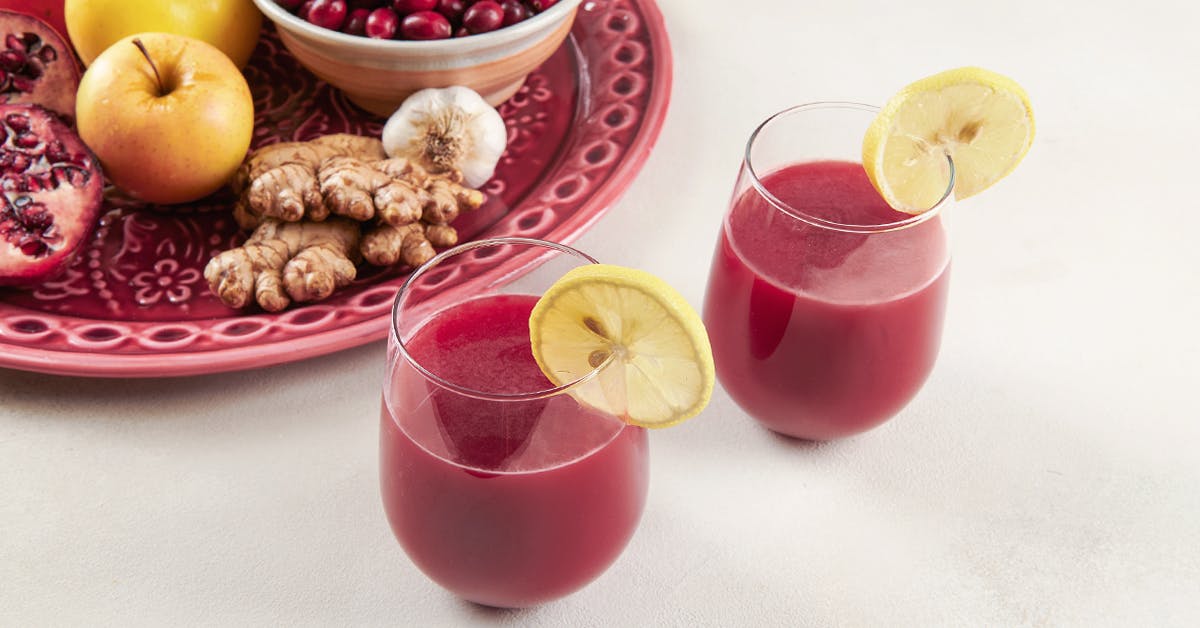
[704,161,950,440]
[380,294,648,608]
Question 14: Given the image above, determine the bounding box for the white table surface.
[4,0,1199,625]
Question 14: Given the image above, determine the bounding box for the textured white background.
[3,0,1199,625]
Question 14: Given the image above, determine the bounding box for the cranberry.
[298,0,317,19]
[392,0,438,14]
[275,0,305,10]
[365,7,400,38]
[462,0,503,33]
[347,0,386,7]
[400,10,451,39]
[435,0,466,22]
[453,26,470,37]
[306,0,348,30]
[343,8,370,35]
[526,0,557,11]
[499,0,529,26]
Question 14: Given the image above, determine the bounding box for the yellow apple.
[75,33,255,206]
[65,0,262,68]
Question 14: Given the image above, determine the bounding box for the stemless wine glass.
[703,103,955,440]
[380,237,649,608]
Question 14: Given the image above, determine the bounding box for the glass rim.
[744,101,956,234]
[389,236,620,403]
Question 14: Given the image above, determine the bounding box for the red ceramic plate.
[0,0,671,377]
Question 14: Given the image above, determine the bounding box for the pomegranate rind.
[0,1,69,44]
[0,103,102,288]
[0,8,80,122]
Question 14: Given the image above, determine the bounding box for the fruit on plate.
[74,33,254,206]
[0,104,103,287]
[64,0,263,68]
[0,9,80,121]
[861,66,1035,214]
[276,0,559,39]
[529,264,715,428]
[0,0,67,41]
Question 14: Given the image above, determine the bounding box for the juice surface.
[381,294,648,607]
[704,161,949,440]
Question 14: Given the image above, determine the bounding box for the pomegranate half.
[0,103,102,287]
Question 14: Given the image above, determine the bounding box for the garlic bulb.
[381,86,507,189]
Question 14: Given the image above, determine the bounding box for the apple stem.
[131,38,166,96]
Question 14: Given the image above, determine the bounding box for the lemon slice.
[862,66,1035,213]
[529,264,714,429]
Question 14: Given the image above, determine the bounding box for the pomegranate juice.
[381,294,648,608]
[704,161,950,440]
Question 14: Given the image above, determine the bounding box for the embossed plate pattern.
[0,0,671,377]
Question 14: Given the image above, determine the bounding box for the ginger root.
[235,135,483,230]
[211,134,487,310]
[360,222,436,267]
[319,156,435,225]
[204,218,361,312]
[422,170,484,225]
[317,155,393,222]
[232,134,387,229]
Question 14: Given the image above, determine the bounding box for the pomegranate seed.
[462,1,503,33]
[9,152,30,173]
[14,131,39,149]
[19,239,48,257]
[365,8,401,38]
[435,0,466,22]
[0,50,25,72]
[45,140,69,163]
[36,45,57,63]
[56,165,90,187]
[5,113,30,130]
[392,0,437,14]
[18,205,50,229]
[400,11,451,39]
[344,8,371,35]
[5,33,26,52]
[10,76,33,93]
[307,0,349,30]
[499,0,529,26]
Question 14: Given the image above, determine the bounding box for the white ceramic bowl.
[250,0,582,116]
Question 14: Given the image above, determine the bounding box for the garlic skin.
[381,86,507,189]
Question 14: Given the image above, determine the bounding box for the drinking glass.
[703,103,954,440]
[381,237,648,608]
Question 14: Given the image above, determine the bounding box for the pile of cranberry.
[276,0,560,40]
